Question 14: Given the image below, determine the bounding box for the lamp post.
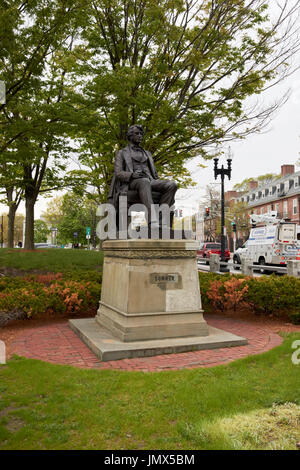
[213,153,232,272]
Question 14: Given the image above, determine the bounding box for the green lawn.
[0,248,104,273]
[0,333,299,450]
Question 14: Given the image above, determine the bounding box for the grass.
[0,248,104,273]
[0,333,299,450]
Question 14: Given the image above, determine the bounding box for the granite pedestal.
[70,239,247,361]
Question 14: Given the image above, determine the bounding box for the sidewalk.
[1,313,297,372]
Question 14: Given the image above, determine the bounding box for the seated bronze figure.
[108,124,178,229]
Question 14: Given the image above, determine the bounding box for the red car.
[197,242,230,264]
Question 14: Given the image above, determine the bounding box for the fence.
[197,254,300,278]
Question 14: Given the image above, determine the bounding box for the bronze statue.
[108,124,177,229]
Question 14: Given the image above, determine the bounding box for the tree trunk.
[24,197,35,250]
[7,205,17,248]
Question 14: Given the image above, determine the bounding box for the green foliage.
[200,272,300,324]
[245,275,300,319]
[233,173,281,191]
[62,0,299,198]
[225,201,250,236]
[0,272,101,318]
[56,192,98,245]
[0,0,83,248]
[34,220,50,243]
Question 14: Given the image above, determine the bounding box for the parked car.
[233,241,249,269]
[197,242,230,264]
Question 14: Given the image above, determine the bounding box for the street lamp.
[213,152,232,272]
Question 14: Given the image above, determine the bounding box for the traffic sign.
[86,227,91,236]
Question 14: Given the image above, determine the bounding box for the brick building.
[233,164,300,222]
[224,164,300,248]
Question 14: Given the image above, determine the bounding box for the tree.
[225,200,250,244]
[200,184,221,241]
[0,0,82,248]
[34,220,50,243]
[64,0,300,200]
[0,212,24,246]
[233,173,281,191]
[56,192,98,245]
[40,194,65,228]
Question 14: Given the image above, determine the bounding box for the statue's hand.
[132,171,144,179]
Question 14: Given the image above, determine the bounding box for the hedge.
[199,272,300,324]
[1,270,299,326]
[0,271,101,325]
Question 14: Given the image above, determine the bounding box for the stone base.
[132,227,193,240]
[97,239,207,342]
[70,239,248,362]
[69,318,248,362]
[96,302,208,342]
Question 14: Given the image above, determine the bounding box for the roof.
[235,170,300,207]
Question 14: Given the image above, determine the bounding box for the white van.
[240,218,299,270]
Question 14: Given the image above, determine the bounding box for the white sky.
[176,67,300,215]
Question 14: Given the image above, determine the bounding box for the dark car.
[197,242,230,264]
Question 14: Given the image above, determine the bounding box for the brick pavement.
[0,314,289,372]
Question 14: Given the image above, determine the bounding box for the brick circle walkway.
[2,314,286,372]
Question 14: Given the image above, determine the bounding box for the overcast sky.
[175,66,300,215]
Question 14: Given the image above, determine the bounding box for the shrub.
[199,272,300,324]
[0,272,101,319]
[206,278,249,312]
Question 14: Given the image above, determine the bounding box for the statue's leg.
[150,180,178,206]
[150,180,178,227]
[129,178,159,225]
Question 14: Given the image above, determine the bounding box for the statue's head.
[127,124,144,145]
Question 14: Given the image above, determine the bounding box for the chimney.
[225,190,238,201]
[281,165,295,177]
[248,180,258,190]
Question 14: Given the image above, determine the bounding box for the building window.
[275,203,279,215]
[267,205,271,213]
[283,201,288,217]
[295,177,299,188]
[293,199,298,215]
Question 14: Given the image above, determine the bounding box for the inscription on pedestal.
[150,273,179,283]
[149,273,182,290]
